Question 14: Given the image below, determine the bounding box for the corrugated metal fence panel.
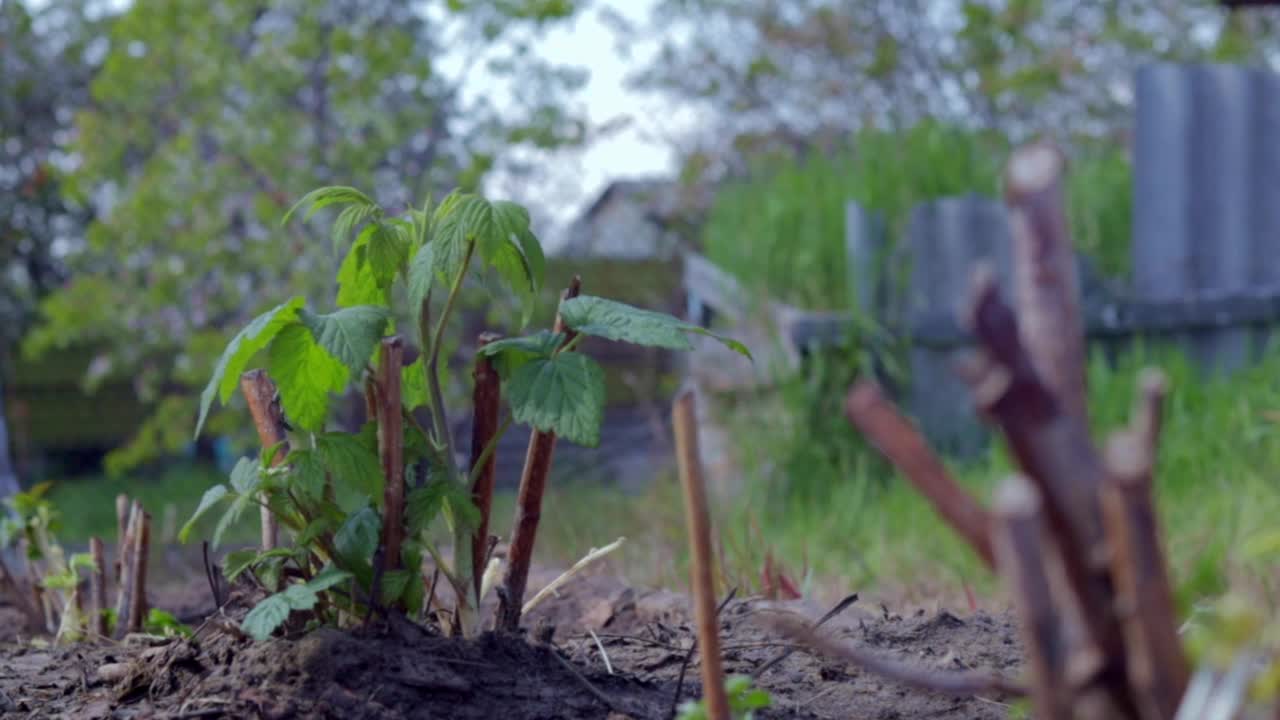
[1134,63,1280,371]
[904,195,1014,456]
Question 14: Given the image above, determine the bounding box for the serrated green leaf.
[284,448,327,500]
[379,569,412,605]
[401,357,429,410]
[559,296,751,359]
[493,200,545,290]
[229,457,262,494]
[196,297,305,439]
[431,190,474,282]
[300,306,390,381]
[223,548,261,582]
[362,222,410,288]
[477,331,562,378]
[213,492,254,549]
[307,566,354,593]
[331,202,381,255]
[505,352,605,447]
[316,432,383,510]
[268,324,349,432]
[242,594,291,641]
[407,243,435,314]
[297,515,338,547]
[337,232,389,308]
[179,485,229,543]
[334,507,381,571]
[406,481,449,537]
[282,185,378,227]
[69,552,95,571]
[442,484,481,535]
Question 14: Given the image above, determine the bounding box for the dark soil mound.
[0,573,1023,719]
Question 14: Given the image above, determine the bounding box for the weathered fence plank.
[1135,63,1280,372]
[905,195,1014,455]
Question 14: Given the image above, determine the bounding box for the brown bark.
[112,501,139,639]
[115,494,128,582]
[965,270,1135,715]
[1004,140,1089,427]
[672,389,730,720]
[993,477,1071,720]
[469,332,503,601]
[240,369,289,551]
[845,381,995,570]
[126,508,151,634]
[89,536,107,639]
[498,276,582,632]
[1101,431,1189,720]
[377,337,406,575]
[1132,369,1166,457]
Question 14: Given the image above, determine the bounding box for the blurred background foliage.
[3,0,1280,620]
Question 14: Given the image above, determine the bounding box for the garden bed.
[0,568,1022,719]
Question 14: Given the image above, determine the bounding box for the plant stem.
[240,370,289,553]
[465,332,503,604]
[423,242,476,476]
[498,276,581,632]
[377,337,407,584]
[127,508,151,635]
[672,389,730,720]
[88,537,107,639]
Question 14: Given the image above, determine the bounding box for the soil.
[0,567,1023,719]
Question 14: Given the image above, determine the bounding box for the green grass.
[701,122,1134,312]
[44,461,259,548]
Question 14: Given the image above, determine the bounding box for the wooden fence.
[686,62,1280,456]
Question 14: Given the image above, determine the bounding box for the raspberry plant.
[182,186,747,641]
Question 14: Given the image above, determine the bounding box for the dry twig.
[1102,430,1189,720]
[994,477,1071,720]
[89,536,108,639]
[673,389,730,720]
[468,332,502,602]
[845,381,995,569]
[377,337,407,576]
[768,612,1026,697]
[240,369,289,552]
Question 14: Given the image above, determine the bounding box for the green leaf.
[223,548,261,582]
[300,306,390,382]
[334,507,381,570]
[242,594,291,641]
[401,357,429,410]
[380,569,412,605]
[316,432,383,510]
[268,324,349,432]
[179,485,229,543]
[559,296,751,359]
[282,186,378,227]
[431,190,474,282]
[477,330,562,378]
[505,352,605,447]
[407,243,435,313]
[297,515,338,547]
[213,492,255,549]
[196,297,305,438]
[364,222,410,288]
[284,448,327,500]
[306,566,354,593]
[331,202,381,255]
[442,484,482,535]
[493,200,545,291]
[337,234,389,308]
[144,608,191,637]
[406,481,449,537]
[229,457,261,494]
